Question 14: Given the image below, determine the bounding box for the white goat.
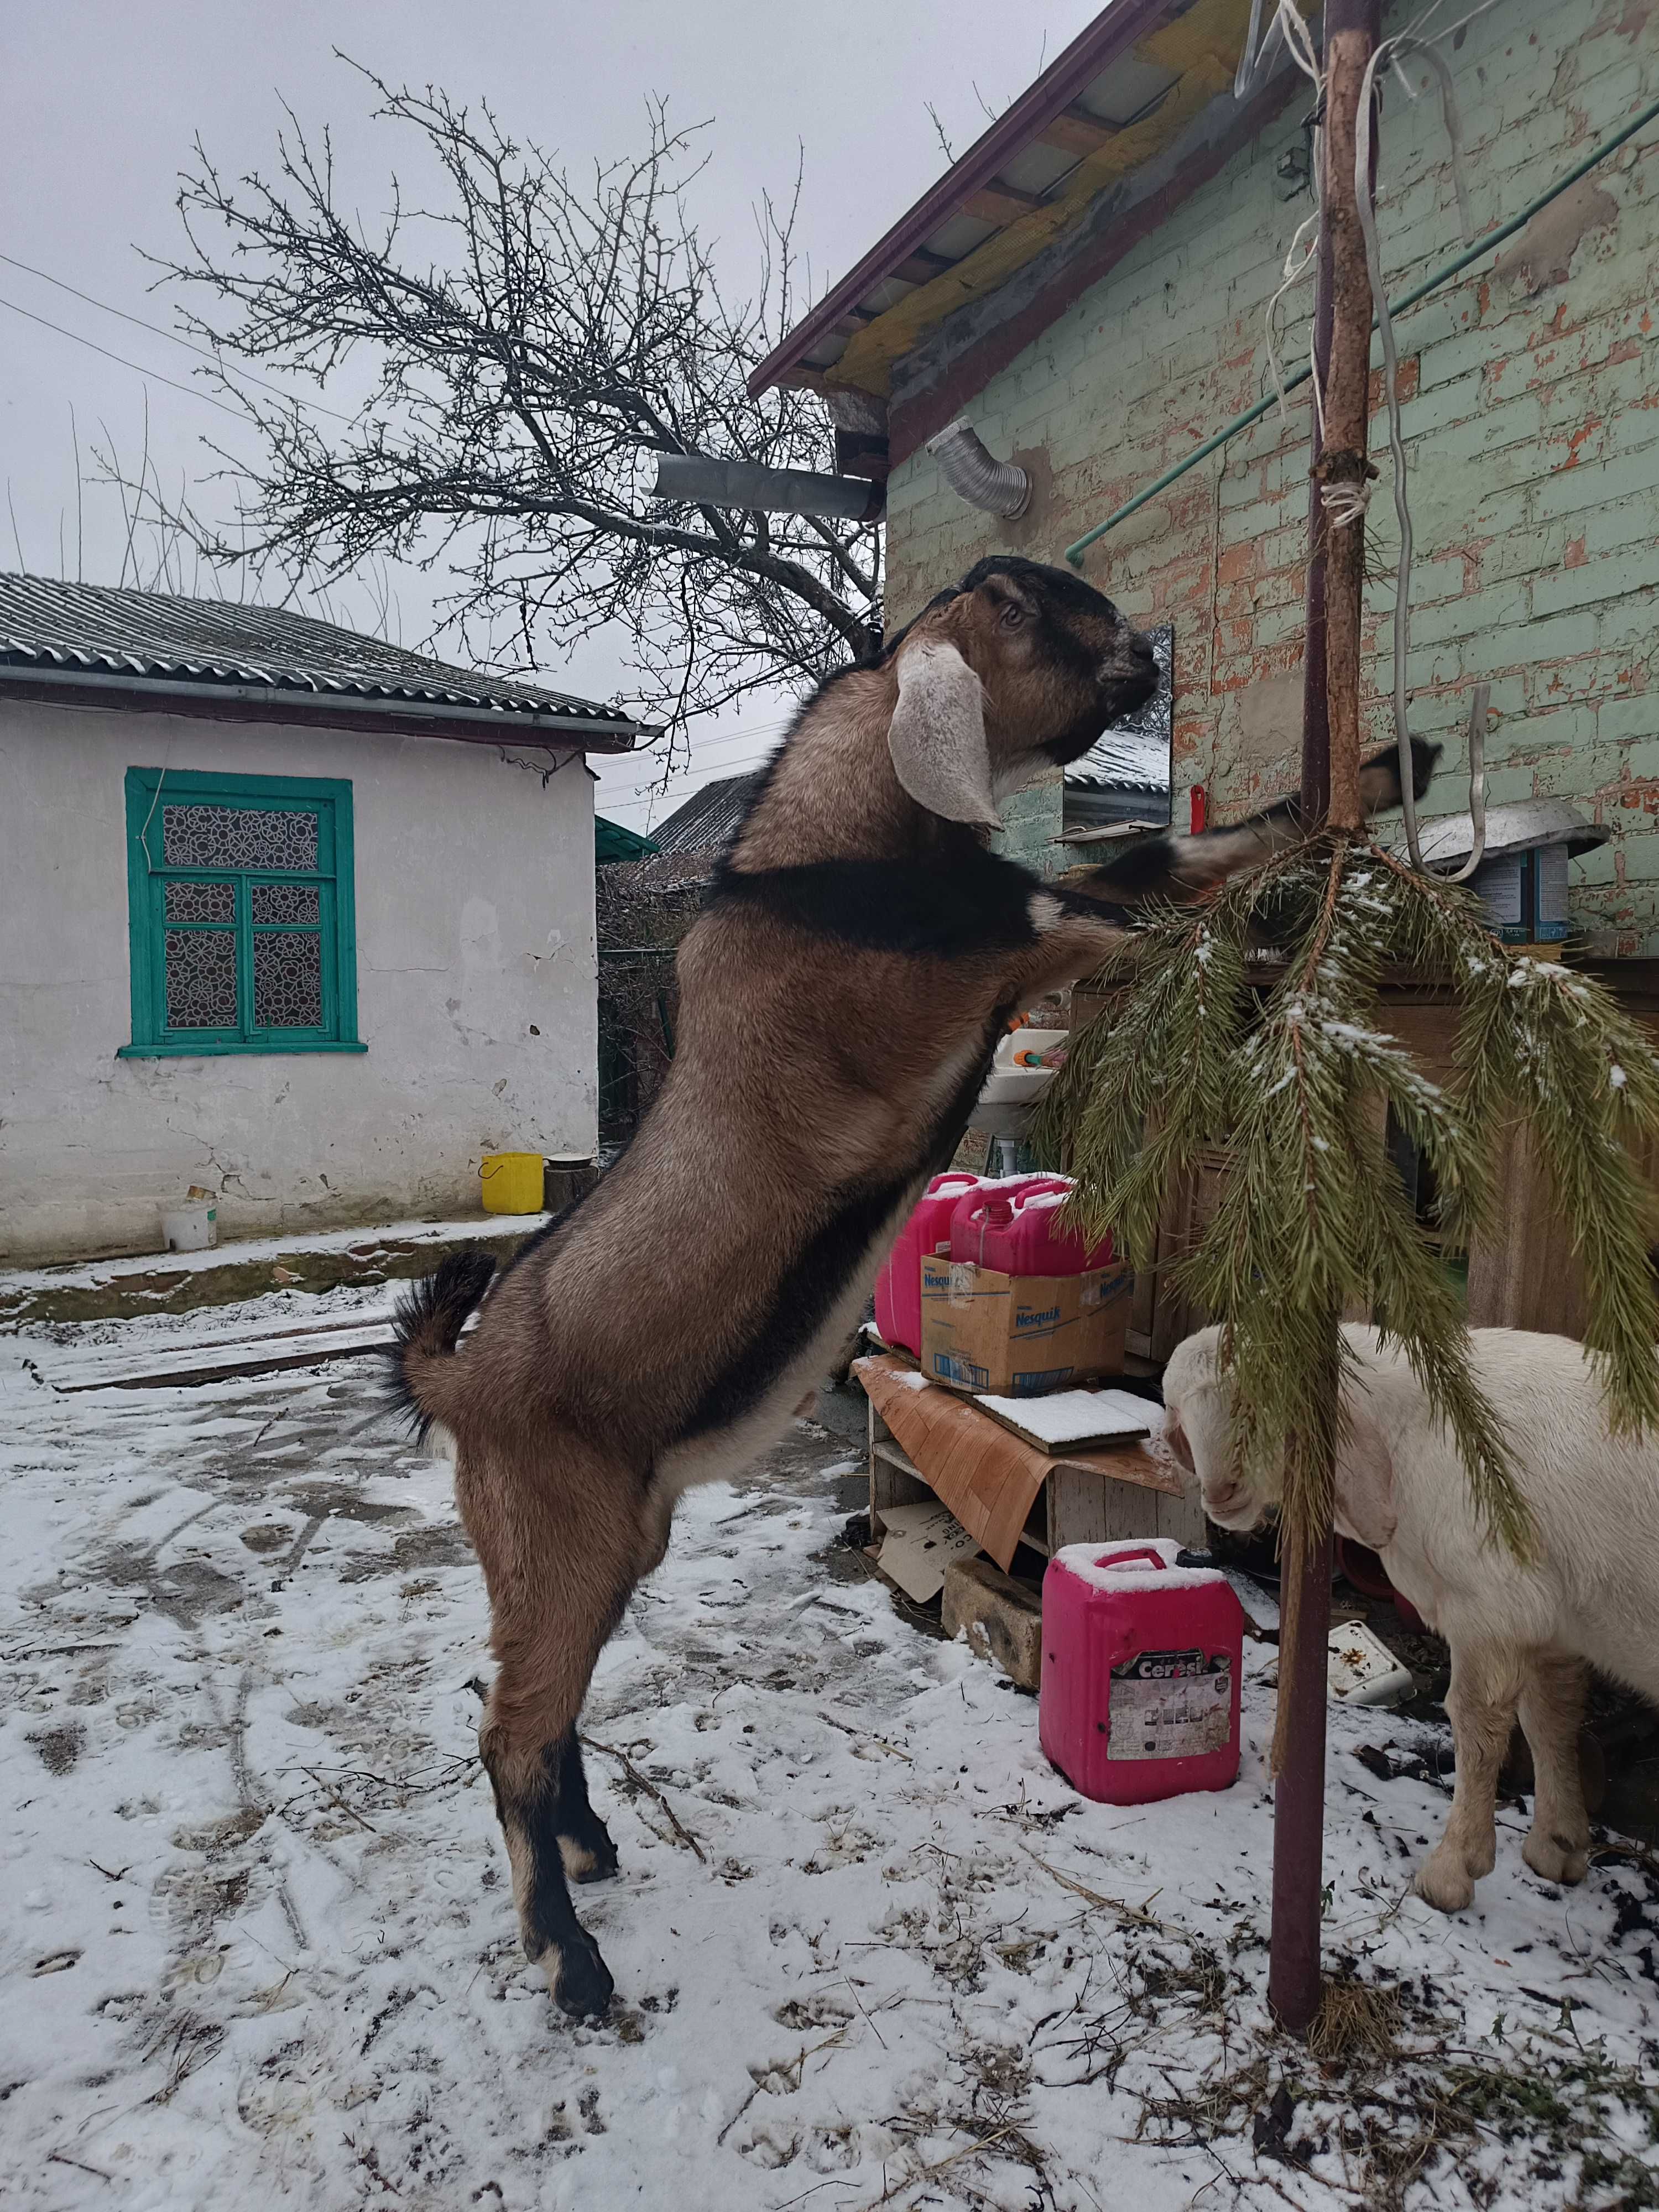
[1161,1324,1659,1913]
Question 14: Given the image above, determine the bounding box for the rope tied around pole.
[1313,450,1379,529]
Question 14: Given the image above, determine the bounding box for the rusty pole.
[1269,0,1381,2041]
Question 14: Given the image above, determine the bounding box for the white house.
[0,574,646,1265]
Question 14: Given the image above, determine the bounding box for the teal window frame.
[121,766,364,1058]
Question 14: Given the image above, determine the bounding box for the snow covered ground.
[3,1292,1658,2210]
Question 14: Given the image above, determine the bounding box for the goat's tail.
[389,1246,497,1440]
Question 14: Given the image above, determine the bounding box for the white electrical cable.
[1354,3,1496,874]
[1264,211,1321,423]
[1241,0,1503,872]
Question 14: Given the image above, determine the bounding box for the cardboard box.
[920,1255,1131,1396]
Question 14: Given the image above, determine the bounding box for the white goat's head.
[1161,1326,1399,1551]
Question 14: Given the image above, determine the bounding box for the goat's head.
[1160,1327,1275,1534]
[883,555,1157,828]
[1161,1324,1400,1551]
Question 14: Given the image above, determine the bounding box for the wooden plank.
[1046,1467,1152,1550]
[977,1387,1152,1454]
[1046,1467,1207,1553]
[867,1401,931,1540]
[964,181,1048,225]
[51,1325,395,1393]
[1039,105,1123,156]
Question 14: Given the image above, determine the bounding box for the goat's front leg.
[1415,1638,1526,1912]
[1517,1649,1591,1888]
[998,885,1141,1003]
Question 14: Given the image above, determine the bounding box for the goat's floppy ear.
[1333,1399,1396,1551]
[888,638,1000,828]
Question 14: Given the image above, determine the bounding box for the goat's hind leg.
[469,1452,643,2018]
[551,1732,619,1884]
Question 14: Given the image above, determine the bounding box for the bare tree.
[155,64,883,759]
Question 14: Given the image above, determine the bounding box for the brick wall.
[883,0,1659,944]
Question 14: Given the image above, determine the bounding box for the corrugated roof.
[0,572,648,743]
[648,773,763,854]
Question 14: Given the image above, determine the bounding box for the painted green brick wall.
[884,0,1659,943]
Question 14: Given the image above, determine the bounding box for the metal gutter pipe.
[1063,93,1659,566]
[650,453,884,523]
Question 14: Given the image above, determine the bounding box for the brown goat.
[393,554,1436,2018]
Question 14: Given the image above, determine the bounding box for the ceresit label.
[1107,1648,1233,1761]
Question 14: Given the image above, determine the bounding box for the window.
[122,768,362,1057]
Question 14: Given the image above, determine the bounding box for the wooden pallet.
[859,1354,1202,1573]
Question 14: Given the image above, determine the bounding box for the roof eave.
[0,661,649,752]
[747,0,1183,400]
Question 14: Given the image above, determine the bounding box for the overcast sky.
[1,1,1099,831]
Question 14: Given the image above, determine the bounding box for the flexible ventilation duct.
[925,420,1032,519]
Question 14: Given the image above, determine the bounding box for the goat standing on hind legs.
[393,555,1437,2020]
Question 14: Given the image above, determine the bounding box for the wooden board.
[976,1386,1154,1454]
[856,1352,1182,1572]
[34,1320,395,1393]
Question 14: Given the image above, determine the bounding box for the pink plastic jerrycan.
[1039,1538,1244,1804]
[950,1176,1113,1275]
[874,1172,989,1355]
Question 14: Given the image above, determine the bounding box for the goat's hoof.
[541,1934,615,2019]
[1412,1852,1475,1914]
[1523,1829,1589,1887]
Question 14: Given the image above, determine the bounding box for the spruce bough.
[1039,833,1659,1600]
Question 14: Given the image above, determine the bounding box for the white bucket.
[161,1202,218,1253]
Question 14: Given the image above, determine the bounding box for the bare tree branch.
[143,67,883,765]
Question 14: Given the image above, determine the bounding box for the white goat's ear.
[1334,1404,1396,1550]
[888,640,1000,828]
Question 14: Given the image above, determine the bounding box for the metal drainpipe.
[649,454,884,523]
[926,419,1032,518]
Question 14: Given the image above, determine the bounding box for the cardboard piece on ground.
[857,1353,1183,1573]
[975,1386,1154,1453]
[873,1499,982,1603]
[920,1256,1131,1395]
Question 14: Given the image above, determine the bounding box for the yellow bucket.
[480,1151,545,1215]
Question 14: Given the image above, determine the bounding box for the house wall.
[0,696,597,1263]
[883,0,1659,942]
